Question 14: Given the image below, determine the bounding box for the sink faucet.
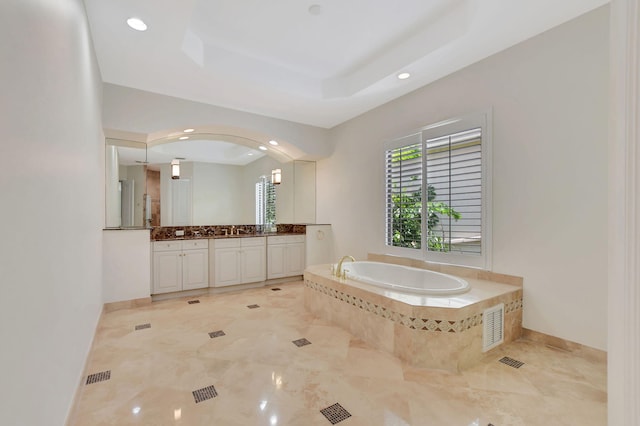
[335,255,355,278]
[230,225,236,235]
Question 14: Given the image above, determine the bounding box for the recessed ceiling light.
[179,136,189,140]
[268,140,279,146]
[397,72,411,80]
[308,4,323,15]
[183,128,194,133]
[259,146,268,151]
[126,17,147,32]
[248,153,254,156]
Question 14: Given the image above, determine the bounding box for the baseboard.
[103,297,152,313]
[264,276,303,286]
[151,277,305,300]
[521,328,606,363]
[65,306,104,425]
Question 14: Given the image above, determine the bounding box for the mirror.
[105,137,316,228]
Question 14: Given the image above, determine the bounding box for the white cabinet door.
[182,249,209,290]
[242,245,266,284]
[286,243,306,276]
[267,236,306,279]
[153,251,182,294]
[267,244,286,279]
[214,248,242,287]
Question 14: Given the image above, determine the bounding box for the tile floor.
[69,281,607,425]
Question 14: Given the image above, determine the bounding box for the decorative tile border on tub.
[505,298,523,313]
[305,279,522,334]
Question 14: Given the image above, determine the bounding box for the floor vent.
[499,356,525,369]
[482,303,504,352]
[86,370,111,385]
[292,338,312,347]
[135,323,151,331]
[271,288,282,291]
[209,330,225,338]
[320,403,352,424]
[193,385,218,403]
[188,300,200,304]
[247,304,260,309]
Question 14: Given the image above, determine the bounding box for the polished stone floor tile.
[69,281,606,425]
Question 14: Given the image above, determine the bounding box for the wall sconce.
[171,159,180,180]
[271,168,282,185]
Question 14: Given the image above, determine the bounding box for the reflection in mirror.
[105,139,149,228]
[105,136,316,228]
[293,160,316,224]
[255,175,276,230]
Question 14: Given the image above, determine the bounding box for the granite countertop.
[152,232,305,241]
[148,223,309,241]
[103,227,151,231]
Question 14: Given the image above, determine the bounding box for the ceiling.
[115,140,266,167]
[84,0,608,129]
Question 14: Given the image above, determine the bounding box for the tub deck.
[303,262,523,372]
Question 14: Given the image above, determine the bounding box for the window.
[385,135,422,249]
[385,112,491,269]
[256,176,276,228]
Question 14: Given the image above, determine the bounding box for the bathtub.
[304,259,523,370]
[339,261,470,296]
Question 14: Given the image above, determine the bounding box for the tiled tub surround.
[304,262,523,372]
[150,224,307,240]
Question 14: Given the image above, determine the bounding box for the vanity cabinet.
[152,240,209,294]
[267,235,306,279]
[212,237,266,287]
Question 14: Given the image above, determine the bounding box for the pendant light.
[271,168,282,185]
[171,159,180,179]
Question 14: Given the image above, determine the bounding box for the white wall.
[607,0,640,422]
[102,84,330,159]
[0,0,105,424]
[318,7,609,350]
[192,162,248,224]
[294,161,317,224]
[103,230,151,303]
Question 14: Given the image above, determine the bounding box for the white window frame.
[384,110,492,270]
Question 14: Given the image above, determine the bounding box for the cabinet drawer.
[182,239,208,250]
[215,238,241,249]
[153,241,183,252]
[267,235,305,245]
[241,237,265,247]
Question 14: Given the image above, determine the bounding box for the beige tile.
[70,282,606,426]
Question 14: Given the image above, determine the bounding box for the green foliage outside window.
[265,181,276,226]
[389,147,461,251]
[425,184,461,251]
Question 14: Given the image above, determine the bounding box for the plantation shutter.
[425,128,482,255]
[265,180,275,225]
[256,180,265,225]
[256,177,276,226]
[385,137,423,249]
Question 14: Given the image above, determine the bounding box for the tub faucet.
[335,255,355,278]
